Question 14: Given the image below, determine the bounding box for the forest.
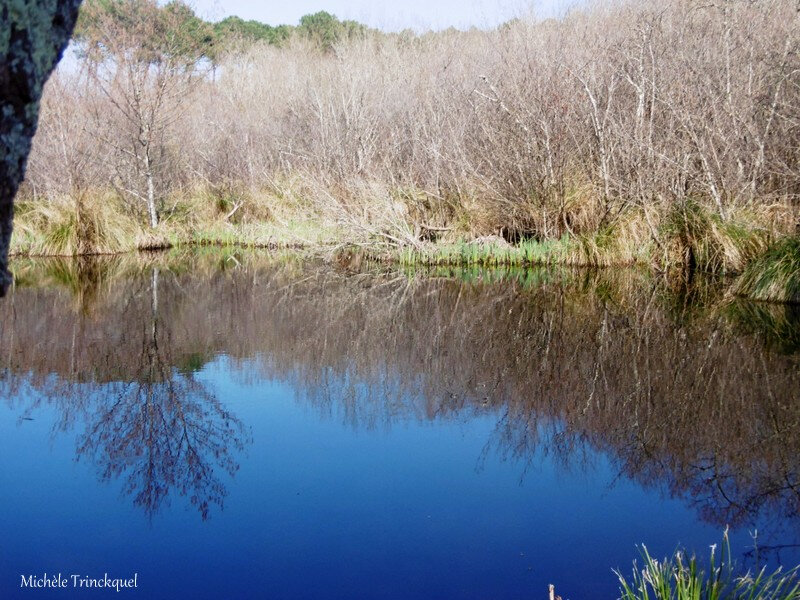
[12,0,800,302]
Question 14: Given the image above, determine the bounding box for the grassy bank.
[733,237,800,304]
[10,190,341,257]
[12,189,799,303]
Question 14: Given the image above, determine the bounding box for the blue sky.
[189,0,570,32]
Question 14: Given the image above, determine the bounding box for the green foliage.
[76,0,213,64]
[213,16,292,49]
[617,533,800,600]
[162,1,215,58]
[298,11,366,50]
[74,4,371,58]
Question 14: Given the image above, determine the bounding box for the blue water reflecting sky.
[1,355,789,599]
[2,257,799,599]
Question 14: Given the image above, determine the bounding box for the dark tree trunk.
[0,0,82,296]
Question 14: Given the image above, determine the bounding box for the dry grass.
[12,192,141,257]
[659,201,772,274]
[733,236,800,304]
[565,210,653,267]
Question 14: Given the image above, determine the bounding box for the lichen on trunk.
[0,0,82,296]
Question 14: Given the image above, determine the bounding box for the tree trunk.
[144,152,158,228]
[0,0,82,296]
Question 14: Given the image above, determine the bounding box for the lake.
[1,251,798,599]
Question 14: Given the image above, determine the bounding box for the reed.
[389,237,573,268]
[617,533,800,600]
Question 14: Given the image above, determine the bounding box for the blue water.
[0,356,785,600]
[0,260,798,599]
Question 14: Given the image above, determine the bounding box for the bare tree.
[77,0,208,227]
[16,0,800,258]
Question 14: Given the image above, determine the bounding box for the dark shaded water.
[1,252,799,599]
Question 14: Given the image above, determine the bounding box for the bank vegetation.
[14,0,800,300]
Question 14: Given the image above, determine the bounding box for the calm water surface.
[1,253,799,599]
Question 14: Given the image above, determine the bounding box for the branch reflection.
[1,253,798,529]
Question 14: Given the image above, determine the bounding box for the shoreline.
[9,220,799,305]
[8,232,800,307]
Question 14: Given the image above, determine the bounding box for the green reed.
[616,532,800,600]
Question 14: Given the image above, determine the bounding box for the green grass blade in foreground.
[615,532,800,600]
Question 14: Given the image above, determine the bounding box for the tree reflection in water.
[1,253,798,530]
[74,370,246,520]
[1,261,249,520]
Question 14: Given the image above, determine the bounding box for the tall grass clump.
[661,202,769,274]
[12,194,141,257]
[733,237,800,304]
[566,211,652,267]
[617,533,800,600]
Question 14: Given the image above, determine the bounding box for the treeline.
[16,0,800,287]
[76,1,370,56]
